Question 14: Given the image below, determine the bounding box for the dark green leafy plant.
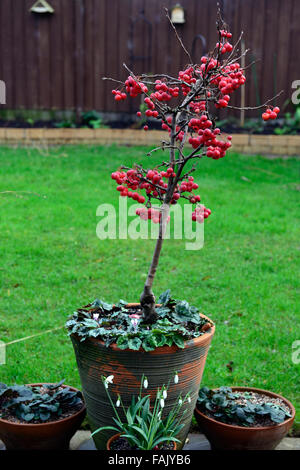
[92,374,188,450]
[0,380,83,423]
[66,290,212,352]
[274,105,300,135]
[197,387,292,426]
[81,110,107,129]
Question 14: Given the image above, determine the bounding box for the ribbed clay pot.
[194,387,295,450]
[71,304,215,450]
[0,384,86,450]
[107,432,177,450]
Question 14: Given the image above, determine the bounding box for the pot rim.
[107,432,177,450]
[0,383,86,427]
[195,386,295,431]
[73,303,215,352]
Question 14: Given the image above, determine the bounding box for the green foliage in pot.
[197,387,292,426]
[66,290,212,351]
[92,373,188,450]
[0,380,83,423]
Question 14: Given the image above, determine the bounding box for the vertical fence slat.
[1,0,13,107]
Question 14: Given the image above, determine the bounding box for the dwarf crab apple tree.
[106,10,280,324]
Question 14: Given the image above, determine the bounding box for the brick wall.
[1,129,299,156]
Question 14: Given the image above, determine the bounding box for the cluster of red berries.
[215,94,231,109]
[188,115,213,133]
[144,97,159,118]
[199,57,218,75]
[111,168,208,223]
[187,115,232,158]
[262,107,280,121]
[111,170,146,202]
[112,76,149,101]
[216,41,233,54]
[150,80,180,102]
[206,135,232,159]
[125,76,148,97]
[111,167,176,201]
[179,176,199,196]
[212,63,246,100]
[192,206,211,223]
[216,30,233,54]
[136,207,170,224]
[178,67,197,95]
[189,100,206,114]
[220,30,232,39]
[111,90,127,101]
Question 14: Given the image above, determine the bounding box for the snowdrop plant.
[91,373,190,450]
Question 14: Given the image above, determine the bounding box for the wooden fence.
[0,0,299,117]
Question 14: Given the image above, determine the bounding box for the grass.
[0,144,299,424]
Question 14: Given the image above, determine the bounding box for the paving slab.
[1,432,299,450]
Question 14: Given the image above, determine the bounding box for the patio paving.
[1,431,299,450]
[69,431,300,451]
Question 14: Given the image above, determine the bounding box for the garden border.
[0,129,299,156]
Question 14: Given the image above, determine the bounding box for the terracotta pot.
[71,303,215,450]
[0,384,86,450]
[194,386,295,450]
[107,432,177,450]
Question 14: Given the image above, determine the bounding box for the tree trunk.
[140,203,171,323]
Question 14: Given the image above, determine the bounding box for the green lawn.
[0,145,299,425]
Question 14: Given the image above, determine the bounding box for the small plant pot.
[194,387,295,450]
[107,433,177,450]
[0,384,86,450]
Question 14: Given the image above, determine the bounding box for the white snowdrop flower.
[174,373,179,384]
[163,389,167,399]
[104,375,114,388]
[160,398,165,408]
[116,398,121,407]
[187,396,191,403]
[178,398,183,406]
[143,378,148,389]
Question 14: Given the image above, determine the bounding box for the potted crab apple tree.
[66,10,280,450]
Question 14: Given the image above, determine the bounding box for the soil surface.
[110,436,175,451]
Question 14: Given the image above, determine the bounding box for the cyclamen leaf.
[116,336,129,350]
[156,307,170,318]
[158,289,171,305]
[152,333,167,347]
[128,337,142,351]
[23,413,35,422]
[83,319,99,328]
[116,299,128,308]
[39,412,51,421]
[173,335,185,348]
[142,339,155,352]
